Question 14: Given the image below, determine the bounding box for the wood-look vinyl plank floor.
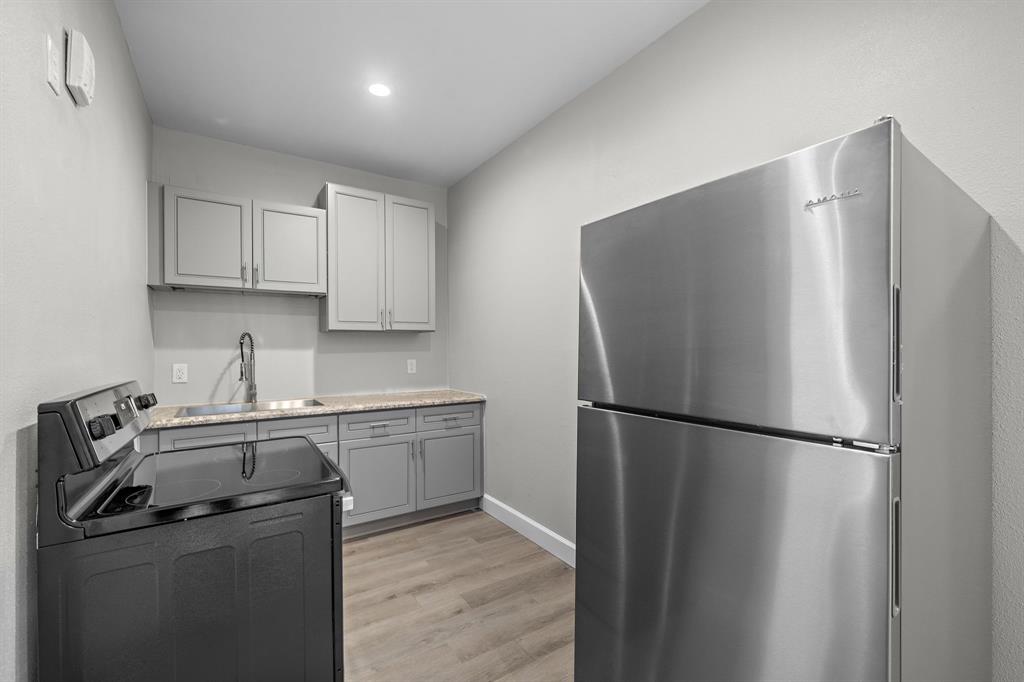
[344,511,575,681]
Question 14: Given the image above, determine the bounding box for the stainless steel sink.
[176,398,324,418]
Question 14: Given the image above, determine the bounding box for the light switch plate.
[172,363,188,384]
[46,34,61,96]
[407,359,417,374]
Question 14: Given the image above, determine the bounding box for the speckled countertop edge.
[148,389,486,429]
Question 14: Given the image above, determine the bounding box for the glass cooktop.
[89,437,342,525]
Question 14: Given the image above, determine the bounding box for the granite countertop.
[148,389,485,429]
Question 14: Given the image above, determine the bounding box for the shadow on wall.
[16,423,38,682]
[991,223,1024,680]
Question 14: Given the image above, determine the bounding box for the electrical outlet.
[172,363,188,384]
[407,359,417,374]
[46,33,62,96]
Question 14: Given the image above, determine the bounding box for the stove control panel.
[68,382,154,465]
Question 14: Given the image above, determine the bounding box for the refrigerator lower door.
[576,407,897,682]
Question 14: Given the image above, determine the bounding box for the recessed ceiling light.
[368,83,391,97]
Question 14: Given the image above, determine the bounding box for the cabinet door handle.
[387,309,393,328]
[254,263,259,285]
[380,309,384,329]
[241,263,248,283]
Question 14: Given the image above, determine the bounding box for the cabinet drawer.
[257,415,337,444]
[416,403,482,432]
[339,409,415,440]
[158,421,257,451]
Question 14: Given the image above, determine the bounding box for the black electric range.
[37,381,347,682]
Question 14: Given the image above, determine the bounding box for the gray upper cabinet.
[253,201,326,294]
[320,184,386,330]
[155,185,324,295]
[164,186,252,289]
[320,183,435,332]
[386,195,436,331]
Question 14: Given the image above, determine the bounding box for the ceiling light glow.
[368,83,391,97]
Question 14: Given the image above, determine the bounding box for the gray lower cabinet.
[147,403,483,530]
[417,426,482,509]
[340,434,416,527]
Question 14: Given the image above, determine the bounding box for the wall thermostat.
[66,29,95,106]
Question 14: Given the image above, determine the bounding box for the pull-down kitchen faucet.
[239,331,257,403]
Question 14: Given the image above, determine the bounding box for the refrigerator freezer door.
[579,122,895,444]
[576,407,895,682]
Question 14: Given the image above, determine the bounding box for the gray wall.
[447,1,1024,678]
[149,127,449,405]
[0,1,154,679]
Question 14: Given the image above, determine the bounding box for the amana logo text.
[805,188,862,209]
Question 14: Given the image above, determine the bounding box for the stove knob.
[87,415,116,441]
[134,393,158,409]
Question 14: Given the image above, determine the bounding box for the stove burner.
[157,478,222,504]
[241,469,302,486]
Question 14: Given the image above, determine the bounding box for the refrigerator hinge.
[834,437,897,454]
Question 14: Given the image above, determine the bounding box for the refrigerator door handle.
[892,286,902,402]
[892,496,901,617]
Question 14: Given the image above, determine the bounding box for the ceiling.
[114,1,706,186]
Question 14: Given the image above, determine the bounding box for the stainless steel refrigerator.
[575,118,992,682]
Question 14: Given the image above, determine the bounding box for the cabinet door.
[385,195,435,331]
[253,201,327,294]
[164,186,251,288]
[417,426,481,509]
[322,184,386,331]
[339,434,415,526]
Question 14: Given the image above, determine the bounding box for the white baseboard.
[480,494,576,567]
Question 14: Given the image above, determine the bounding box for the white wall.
[447,1,1024,678]
[0,2,154,679]
[149,127,449,405]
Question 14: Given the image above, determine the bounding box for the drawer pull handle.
[369,422,389,429]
